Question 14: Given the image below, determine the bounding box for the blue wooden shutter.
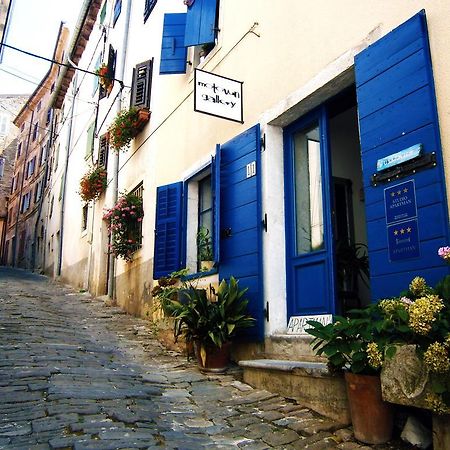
[355,10,450,300]
[153,182,184,278]
[160,13,188,75]
[212,145,221,263]
[184,0,217,47]
[218,125,264,341]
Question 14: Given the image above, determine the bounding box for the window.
[93,53,102,94]
[21,192,31,213]
[0,114,9,135]
[54,144,60,171]
[34,180,43,203]
[130,183,144,250]
[46,108,52,125]
[81,204,89,231]
[113,0,122,26]
[144,0,157,23]
[26,156,36,179]
[98,133,109,168]
[49,196,54,218]
[86,123,95,158]
[186,170,214,273]
[153,161,218,278]
[10,176,15,193]
[37,100,42,112]
[0,156,4,179]
[17,142,22,158]
[51,82,55,93]
[130,59,153,109]
[32,122,38,141]
[39,144,47,166]
[100,0,107,24]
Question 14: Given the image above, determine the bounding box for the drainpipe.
[107,0,133,301]
[57,73,78,277]
[12,107,34,267]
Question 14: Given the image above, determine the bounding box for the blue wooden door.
[355,11,450,299]
[284,108,336,318]
[218,125,264,341]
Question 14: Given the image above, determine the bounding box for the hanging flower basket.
[96,63,113,93]
[103,192,144,261]
[107,107,150,152]
[78,166,107,203]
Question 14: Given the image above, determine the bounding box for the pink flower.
[438,246,450,261]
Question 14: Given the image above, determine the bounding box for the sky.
[0,0,84,95]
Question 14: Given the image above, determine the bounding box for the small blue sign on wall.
[376,143,422,172]
[387,218,420,261]
[384,180,417,225]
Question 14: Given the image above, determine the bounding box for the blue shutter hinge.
[264,301,269,321]
[261,213,267,232]
[260,134,265,151]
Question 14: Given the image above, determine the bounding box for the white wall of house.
[51,0,450,336]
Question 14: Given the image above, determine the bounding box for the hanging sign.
[194,69,243,123]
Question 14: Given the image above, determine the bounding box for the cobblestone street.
[0,267,412,450]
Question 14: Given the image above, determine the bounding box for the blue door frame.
[284,106,336,319]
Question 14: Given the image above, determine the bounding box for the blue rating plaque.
[387,218,420,262]
[384,180,417,225]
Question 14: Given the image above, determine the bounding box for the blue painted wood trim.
[160,13,188,75]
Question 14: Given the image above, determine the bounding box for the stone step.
[263,334,324,361]
[238,358,350,425]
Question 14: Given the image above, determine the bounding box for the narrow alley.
[0,268,410,450]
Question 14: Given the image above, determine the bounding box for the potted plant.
[160,276,255,372]
[78,166,107,203]
[197,226,214,271]
[108,107,150,152]
[103,192,144,261]
[307,308,394,444]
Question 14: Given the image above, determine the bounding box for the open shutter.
[355,10,450,300]
[212,144,220,263]
[184,0,217,47]
[160,13,188,75]
[131,59,153,109]
[218,125,264,341]
[153,182,184,278]
[107,45,116,83]
[144,0,157,22]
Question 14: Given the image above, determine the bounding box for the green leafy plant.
[197,226,213,262]
[155,275,255,355]
[78,166,107,202]
[108,107,149,151]
[103,192,144,261]
[307,246,450,414]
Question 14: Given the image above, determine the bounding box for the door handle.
[221,228,232,238]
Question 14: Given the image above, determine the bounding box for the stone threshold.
[238,359,330,377]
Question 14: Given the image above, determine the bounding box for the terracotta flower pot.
[194,341,231,373]
[345,372,394,444]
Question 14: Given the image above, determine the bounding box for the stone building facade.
[0,94,27,263]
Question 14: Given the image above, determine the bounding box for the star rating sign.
[400,228,405,234]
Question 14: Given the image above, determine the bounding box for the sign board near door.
[287,314,332,335]
[194,69,244,123]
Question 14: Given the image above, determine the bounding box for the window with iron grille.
[98,134,109,168]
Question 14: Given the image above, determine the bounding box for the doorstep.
[238,358,350,425]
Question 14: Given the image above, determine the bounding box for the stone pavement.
[0,267,412,450]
